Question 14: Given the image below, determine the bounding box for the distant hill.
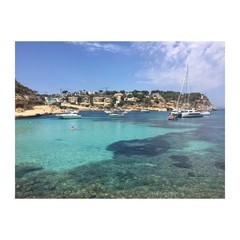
[15,80,217,111]
[15,80,44,109]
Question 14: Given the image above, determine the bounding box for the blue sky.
[15,41,225,107]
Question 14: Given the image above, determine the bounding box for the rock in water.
[16,164,43,178]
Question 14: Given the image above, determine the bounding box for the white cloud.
[133,41,225,94]
[69,41,225,104]
[70,41,129,54]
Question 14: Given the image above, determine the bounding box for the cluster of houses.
[44,91,167,109]
[44,90,213,110]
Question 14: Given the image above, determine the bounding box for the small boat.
[56,110,82,119]
[168,114,178,120]
[109,113,125,117]
[170,109,182,118]
[141,109,150,113]
[104,110,113,115]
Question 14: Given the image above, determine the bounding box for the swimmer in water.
[70,126,81,130]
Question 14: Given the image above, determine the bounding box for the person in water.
[70,126,80,130]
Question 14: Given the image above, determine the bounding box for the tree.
[77,96,83,104]
[118,98,125,107]
[160,91,180,101]
[132,90,139,97]
[109,97,117,107]
[137,93,145,101]
[189,92,201,102]
[112,97,117,104]
[141,90,149,96]
[151,90,161,94]
[144,98,151,107]
[89,95,94,106]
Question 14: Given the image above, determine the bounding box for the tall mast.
[176,66,189,111]
[183,66,189,109]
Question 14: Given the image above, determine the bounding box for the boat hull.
[109,114,125,117]
[201,111,211,116]
[56,114,82,119]
[168,115,178,120]
[181,113,203,118]
[171,112,182,118]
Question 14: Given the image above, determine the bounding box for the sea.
[15,110,225,198]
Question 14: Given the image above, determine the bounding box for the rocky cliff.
[15,80,44,110]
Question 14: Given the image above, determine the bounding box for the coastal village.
[15,80,217,118]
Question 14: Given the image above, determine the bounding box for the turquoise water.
[15,110,225,198]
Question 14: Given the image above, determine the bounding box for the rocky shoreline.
[15,105,64,118]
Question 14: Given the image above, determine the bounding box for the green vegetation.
[158,91,181,101]
[15,80,39,96]
[89,95,94,106]
[15,80,213,109]
[189,92,202,102]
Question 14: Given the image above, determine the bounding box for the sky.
[15,41,225,107]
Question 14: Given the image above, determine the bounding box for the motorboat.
[104,110,113,115]
[109,113,126,117]
[168,114,178,120]
[56,110,82,119]
[57,113,82,119]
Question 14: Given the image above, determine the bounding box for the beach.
[15,103,92,118]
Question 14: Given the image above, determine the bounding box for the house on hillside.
[45,97,61,104]
[104,97,111,103]
[81,97,90,103]
[68,96,78,104]
[125,96,137,103]
[114,93,123,100]
[93,97,104,103]
[151,93,165,102]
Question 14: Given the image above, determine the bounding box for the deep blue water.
[15,110,225,198]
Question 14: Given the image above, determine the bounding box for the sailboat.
[168,66,203,119]
[181,67,203,118]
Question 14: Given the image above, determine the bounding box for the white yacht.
[56,110,82,119]
[109,113,126,117]
[104,110,113,115]
[141,109,150,113]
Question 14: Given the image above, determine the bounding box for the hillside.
[15,80,44,110]
[15,81,217,117]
